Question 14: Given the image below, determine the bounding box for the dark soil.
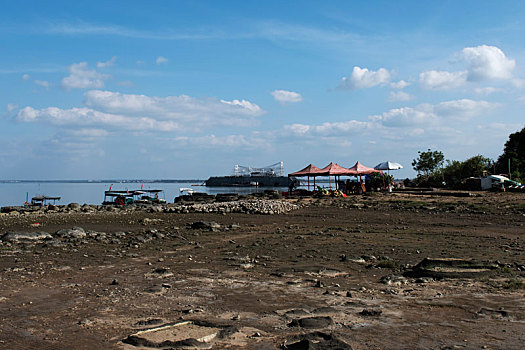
[0,191,524,349]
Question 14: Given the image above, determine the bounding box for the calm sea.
[0,181,291,208]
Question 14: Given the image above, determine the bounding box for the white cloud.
[97,56,117,68]
[474,87,500,95]
[416,45,517,91]
[34,80,50,88]
[271,90,303,104]
[16,106,182,131]
[61,62,109,90]
[285,124,311,135]
[371,105,437,127]
[419,70,467,90]
[288,99,499,139]
[17,90,264,133]
[84,90,264,121]
[22,74,30,80]
[434,99,499,121]
[460,45,515,81]
[339,66,391,89]
[388,91,414,102]
[172,134,268,149]
[285,120,372,136]
[219,99,263,115]
[68,128,109,138]
[6,103,18,112]
[156,56,168,65]
[390,80,410,89]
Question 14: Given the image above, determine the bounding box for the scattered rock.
[282,331,352,349]
[359,309,382,317]
[190,221,221,230]
[288,316,333,329]
[477,308,509,318]
[55,227,87,240]
[135,318,164,327]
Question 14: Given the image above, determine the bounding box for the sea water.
[0,181,290,208]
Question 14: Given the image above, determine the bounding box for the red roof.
[288,164,322,176]
[317,162,353,175]
[347,161,382,175]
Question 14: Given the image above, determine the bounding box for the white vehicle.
[180,188,195,195]
[480,175,520,190]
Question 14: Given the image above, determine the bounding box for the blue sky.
[1,1,524,179]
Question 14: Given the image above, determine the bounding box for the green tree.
[495,126,525,182]
[412,149,445,176]
[442,155,493,188]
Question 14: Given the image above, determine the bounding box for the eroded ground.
[0,192,524,349]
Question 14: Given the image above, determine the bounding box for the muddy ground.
[0,192,524,349]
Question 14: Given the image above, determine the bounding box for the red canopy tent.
[317,162,353,189]
[347,161,383,192]
[347,161,382,175]
[288,164,322,190]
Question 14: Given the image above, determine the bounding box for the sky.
[1,0,524,180]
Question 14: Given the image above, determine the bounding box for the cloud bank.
[17,90,265,133]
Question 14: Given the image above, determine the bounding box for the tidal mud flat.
[0,192,524,349]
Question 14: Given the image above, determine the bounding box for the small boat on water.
[103,188,166,205]
[27,195,61,206]
[180,188,195,195]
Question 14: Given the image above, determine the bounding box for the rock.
[403,257,499,279]
[359,309,382,317]
[78,318,94,326]
[135,318,163,326]
[285,309,311,317]
[190,221,221,230]
[282,332,352,350]
[68,203,81,210]
[380,275,409,286]
[55,227,87,240]
[1,231,52,243]
[477,308,509,318]
[288,316,333,329]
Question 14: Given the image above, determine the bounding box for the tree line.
[411,126,525,188]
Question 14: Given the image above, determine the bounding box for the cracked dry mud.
[0,192,524,349]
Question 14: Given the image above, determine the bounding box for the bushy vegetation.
[411,126,524,187]
[495,126,525,182]
[369,172,394,189]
